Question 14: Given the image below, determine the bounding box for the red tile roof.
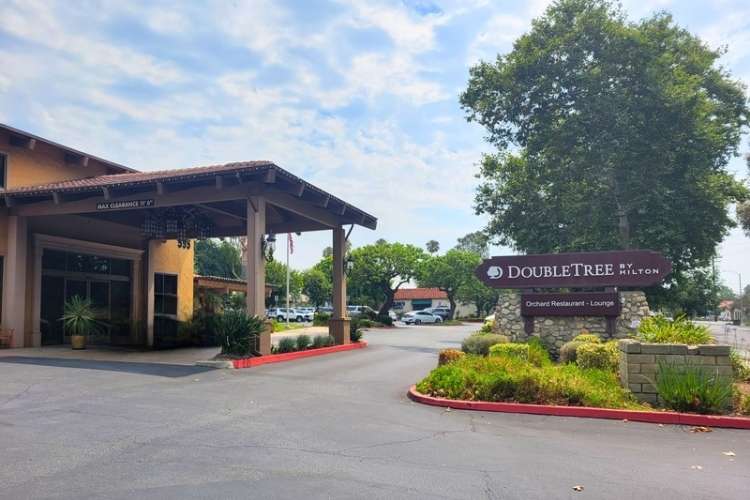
[394,288,447,300]
[3,161,274,195]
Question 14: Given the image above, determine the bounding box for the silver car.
[402,310,443,325]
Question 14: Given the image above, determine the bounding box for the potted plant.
[61,296,99,350]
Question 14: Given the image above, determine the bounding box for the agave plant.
[61,296,100,337]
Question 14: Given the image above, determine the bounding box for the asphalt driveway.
[1,323,748,499]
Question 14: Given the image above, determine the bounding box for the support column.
[31,239,43,347]
[3,216,29,347]
[329,226,350,344]
[146,241,156,348]
[247,196,271,355]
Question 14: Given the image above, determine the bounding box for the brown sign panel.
[521,292,621,317]
[476,250,671,289]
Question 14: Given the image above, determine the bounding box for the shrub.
[637,315,712,345]
[218,310,264,357]
[376,314,393,326]
[730,349,749,381]
[479,320,494,334]
[313,312,331,326]
[489,343,529,361]
[560,340,584,364]
[312,335,335,348]
[739,394,750,416]
[527,337,551,367]
[655,361,734,414]
[573,333,601,344]
[350,327,363,342]
[296,334,311,350]
[576,342,619,372]
[416,355,640,409]
[438,349,465,366]
[358,319,375,328]
[461,333,509,355]
[277,337,298,353]
[349,317,364,342]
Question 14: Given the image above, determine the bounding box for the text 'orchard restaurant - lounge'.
[0,123,376,353]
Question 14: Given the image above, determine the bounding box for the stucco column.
[246,196,271,355]
[330,226,350,344]
[3,216,29,347]
[31,239,43,347]
[146,241,156,347]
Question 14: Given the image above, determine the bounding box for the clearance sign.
[475,250,671,289]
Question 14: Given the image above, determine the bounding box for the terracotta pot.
[71,335,86,350]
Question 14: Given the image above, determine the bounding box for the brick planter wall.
[618,339,732,404]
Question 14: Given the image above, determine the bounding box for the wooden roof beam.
[9,134,36,150]
[64,152,89,167]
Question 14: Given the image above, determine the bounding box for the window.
[154,273,178,317]
[0,153,6,189]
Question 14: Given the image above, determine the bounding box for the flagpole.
[286,233,291,327]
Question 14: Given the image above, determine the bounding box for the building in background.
[393,288,476,318]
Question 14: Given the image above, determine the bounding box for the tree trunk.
[447,294,457,320]
[379,291,395,317]
[617,204,631,249]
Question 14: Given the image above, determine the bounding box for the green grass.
[416,354,645,410]
[271,321,305,333]
[637,315,712,344]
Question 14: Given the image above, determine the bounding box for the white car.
[402,310,443,325]
[267,308,311,322]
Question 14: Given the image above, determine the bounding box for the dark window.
[154,273,178,317]
[42,249,67,271]
[110,258,131,278]
[0,153,6,189]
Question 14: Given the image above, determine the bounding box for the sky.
[1,0,749,292]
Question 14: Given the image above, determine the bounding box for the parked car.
[316,306,333,314]
[423,306,451,320]
[267,308,311,322]
[402,310,443,325]
[347,305,376,317]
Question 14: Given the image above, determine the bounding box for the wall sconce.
[262,234,276,263]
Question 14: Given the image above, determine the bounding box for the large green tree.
[419,250,481,319]
[738,201,750,237]
[461,0,749,306]
[194,239,243,278]
[349,241,426,315]
[266,260,303,305]
[457,276,502,318]
[302,268,331,307]
[455,231,490,258]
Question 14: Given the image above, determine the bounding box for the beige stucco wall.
[149,240,195,322]
[0,129,114,189]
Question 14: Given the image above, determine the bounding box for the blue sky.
[1,0,749,290]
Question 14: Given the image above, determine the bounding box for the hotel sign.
[476,250,671,288]
[96,199,155,210]
[521,292,621,317]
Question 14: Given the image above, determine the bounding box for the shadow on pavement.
[0,356,215,378]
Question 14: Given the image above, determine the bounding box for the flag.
[288,233,294,254]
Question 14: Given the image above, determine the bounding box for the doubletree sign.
[475,250,671,289]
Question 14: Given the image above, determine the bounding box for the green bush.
[218,310,264,357]
[350,326,363,342]
[655,361,734,414]
[479,320,494,334]
[527,337,551,367]
[730,349,749,381]
[416,355,640,409]
[489,343,529,360]
[376,314,393,326]
[313,312,331,326]
[277,337,297,353]
[576,342,619,372]
[358,319,375,328]
[312,335,335,348]
[637,315,712,344]
[560,340,584,364]
[739,394,750,416]
[296,334,311,350]
[438,348,465,366]
[461,333,509,355]
[573,333,601,343]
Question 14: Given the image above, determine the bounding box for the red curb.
[232,341,367,368]
[408,386,750,430]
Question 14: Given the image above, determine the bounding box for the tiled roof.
[3,161,274,196]
[394,288,447,300]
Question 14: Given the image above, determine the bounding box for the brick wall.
[618,339,732,404]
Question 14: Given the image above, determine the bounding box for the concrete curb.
[232,341,368,368]
[194,360,234,369]
[407,386,750,430]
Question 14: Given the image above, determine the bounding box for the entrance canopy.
[2,161,377,236]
